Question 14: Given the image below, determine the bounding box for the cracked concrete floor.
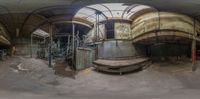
[0,56,200,99]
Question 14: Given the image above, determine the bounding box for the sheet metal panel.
[76,47,95,70]
[97,40,138,59]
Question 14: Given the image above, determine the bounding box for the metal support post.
[72,23,75,69]
[31,34,33,58]
[192,19,197,71]
[49,23,53,67]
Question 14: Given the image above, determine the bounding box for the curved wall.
[84,12,200,59]
[131,12,200,42]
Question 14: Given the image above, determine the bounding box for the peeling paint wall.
[85,12,200,42]
[84,12,200,59]
[130,12,199,58]
[131,12,200,40]
[84,21,132,43]
[115,22,131,39]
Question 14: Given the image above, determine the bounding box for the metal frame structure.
[30,29,49,58]
[17,3,200,71]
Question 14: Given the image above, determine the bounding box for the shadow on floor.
[54,59,76,79]
[92,67,145,75]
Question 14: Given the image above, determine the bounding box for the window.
[105,21,115,39]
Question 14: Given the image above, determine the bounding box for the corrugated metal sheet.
[76,47,95,70]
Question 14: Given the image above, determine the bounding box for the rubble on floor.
[0,56,60,94]
[1,56,200,98]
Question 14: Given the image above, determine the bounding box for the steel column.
[49,23,53,67]
[192,19,197,71]
[31,34,33,58]
[72,23,75,69]
[95,12,98,41]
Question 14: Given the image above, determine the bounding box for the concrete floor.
[0,57,200,99]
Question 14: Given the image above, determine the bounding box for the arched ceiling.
[1,0,200,39]
[74,3,154,23]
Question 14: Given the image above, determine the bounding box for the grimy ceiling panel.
[0,0,199,17]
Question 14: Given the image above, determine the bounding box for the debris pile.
[10,57,59,85]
